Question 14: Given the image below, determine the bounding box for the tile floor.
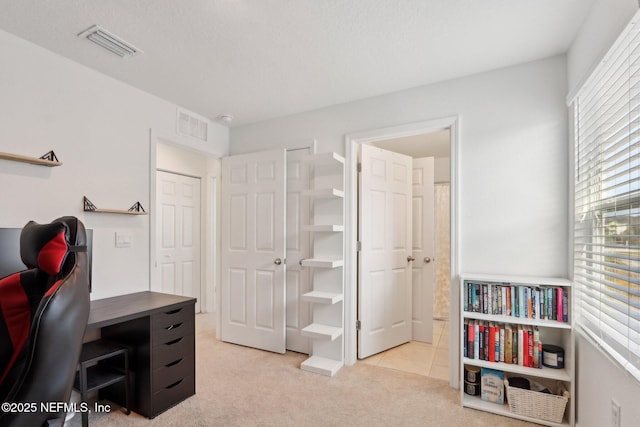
[359,319,450,381]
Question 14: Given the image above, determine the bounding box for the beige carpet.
[68,314,535,427]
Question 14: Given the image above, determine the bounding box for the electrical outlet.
[611,399,621,427]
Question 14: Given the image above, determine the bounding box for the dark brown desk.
[87,291,196,419]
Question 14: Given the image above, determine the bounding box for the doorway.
[150,134,220,315]
[358,131,450,359]
[156,170,202,312]
[345,117,459,387]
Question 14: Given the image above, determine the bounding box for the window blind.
[573,12,640,382]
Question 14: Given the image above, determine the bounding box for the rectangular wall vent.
[78,25,142,58]
[177,108,210,142]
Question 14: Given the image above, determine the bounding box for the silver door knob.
[274,258,282,265]
[407,256,415,262]
[424,257,432,263]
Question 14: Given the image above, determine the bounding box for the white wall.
[0,29,228,300]
[567,2,640,426]
[232,55,569,278]
[567,0,638,96]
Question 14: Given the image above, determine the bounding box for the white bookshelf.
[460,273,575,427]
[299,152,345,377]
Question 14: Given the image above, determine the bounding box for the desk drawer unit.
[150,303,195,416]
[98,297,196,419]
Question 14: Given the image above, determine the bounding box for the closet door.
[221,149,287,353]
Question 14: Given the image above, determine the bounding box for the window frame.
[571,10,640,383]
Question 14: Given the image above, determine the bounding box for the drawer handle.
[165,358,183,368]
[165,308,182,315]
[165,322,183,331]
[165,379,184,389]
[164,337,184,346]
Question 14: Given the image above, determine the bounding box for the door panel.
[358,144,413,359]
[156,171,202,312]
[221,149,286,354]
[412,157,435,342]
[285,149,311,353]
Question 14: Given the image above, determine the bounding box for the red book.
[479,324,485,360]
[494,326,500,362]
[557,288,564,322]
[488,324,496,362]
[467,323,474,359]
[527,328,534,367]
[521,329,528,367]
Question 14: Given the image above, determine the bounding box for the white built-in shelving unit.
[460,273,575,427]
[299,152,345,376]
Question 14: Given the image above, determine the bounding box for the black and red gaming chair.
[0,216,90,427]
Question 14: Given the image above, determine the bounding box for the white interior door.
[358,144,413,359]
[411,157,435,342]
[221,149,287,354]
[285,149,312,353]
[156,170,202,312]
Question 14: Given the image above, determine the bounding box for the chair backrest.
[0,216,90,426]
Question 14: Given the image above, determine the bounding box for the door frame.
[149,129,223,314]
[345,116,460,388]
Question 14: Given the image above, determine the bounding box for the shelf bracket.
[128,201,146,213]
[83,196,97,212]
[39,150,60,162]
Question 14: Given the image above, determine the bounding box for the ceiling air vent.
[77,25,142,58]
[177,108,210,142]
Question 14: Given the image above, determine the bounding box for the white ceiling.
[0,0,594,127]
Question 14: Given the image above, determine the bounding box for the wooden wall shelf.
[83,197,148,215]
[0,150,62,167]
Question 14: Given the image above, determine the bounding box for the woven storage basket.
[504,379,569,424]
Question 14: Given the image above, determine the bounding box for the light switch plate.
[115,232,133,248]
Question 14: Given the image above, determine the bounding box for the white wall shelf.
[0,150,62,167]
[460,273,575,427]
[302,188,344,198]
[301,291,344,305]
[300,258,344,268]
[302,224,344,232]
[301,323,342,341]
[299,152,345,377]
[305,152,345,165]
[300,356,343,377]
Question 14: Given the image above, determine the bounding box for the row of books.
[463,319,544,369]
[463,281,569,322]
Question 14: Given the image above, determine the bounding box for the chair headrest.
[19,217,86,276]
